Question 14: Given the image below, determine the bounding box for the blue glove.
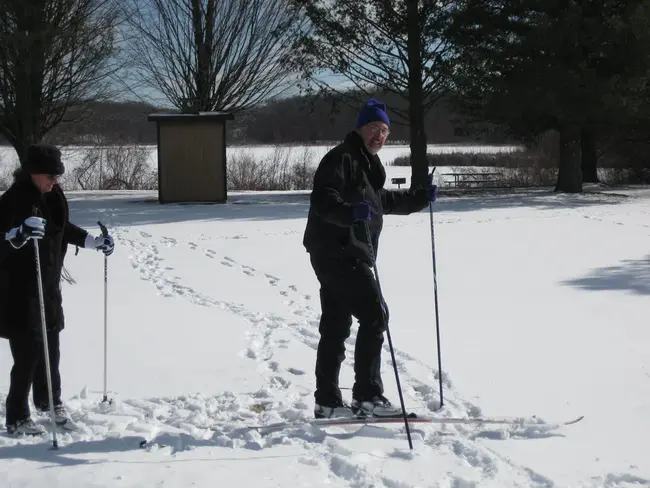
[427,174,438,202]
[351,201,372,221]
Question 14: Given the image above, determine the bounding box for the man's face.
[359,122,390,155]
[31,173,59,193]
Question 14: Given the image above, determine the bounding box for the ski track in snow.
[4,204,630,487]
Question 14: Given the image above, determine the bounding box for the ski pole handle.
[98,221,108,237]
[429,166,437,184]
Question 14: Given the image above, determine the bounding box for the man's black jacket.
[0,174,88,339]
[303,131,428,265]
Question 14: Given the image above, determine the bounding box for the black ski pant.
[309,254,388,406]
[5,331,62,425]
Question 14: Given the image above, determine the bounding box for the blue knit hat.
[355,98,390,129]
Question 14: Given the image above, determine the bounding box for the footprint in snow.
[160,236,177,246]
[269,376,291,389]
[265,274,279,286]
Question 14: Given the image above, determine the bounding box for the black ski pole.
[98,221,111,405]
[428,167,444,409]
[32,208,58,449]
[361,215,413,450]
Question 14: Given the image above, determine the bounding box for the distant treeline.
[0,92,515,148]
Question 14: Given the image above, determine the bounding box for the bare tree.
[70,143,157,190]
[0,0,122,162]
[291,0,455,187]
[124,0,305,113]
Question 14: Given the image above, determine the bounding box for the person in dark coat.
[303,98,438,419]
[0,143,115,436]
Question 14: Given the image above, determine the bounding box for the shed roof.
[148,111,234,122]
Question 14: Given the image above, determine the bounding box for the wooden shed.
[148,111,234,203]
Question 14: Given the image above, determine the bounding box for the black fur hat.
[22,143,65,175]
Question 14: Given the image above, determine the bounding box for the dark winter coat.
[0,173,88,340]
[303,131,429,266]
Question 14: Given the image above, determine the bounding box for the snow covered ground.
[0,181,649,487]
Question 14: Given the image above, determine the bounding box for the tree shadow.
[560,255,650,295]
[0,432,307,467]
[65,191,312,229]
[435,188,627,214]
[0,435,146,466]
[62,188,630,230]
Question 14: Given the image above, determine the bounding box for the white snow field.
[0,143,522,169]
[0,181,649,488]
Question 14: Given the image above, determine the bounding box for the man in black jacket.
[0,143,115,436]
[303,98,438,419]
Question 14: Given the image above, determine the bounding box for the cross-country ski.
[246,414,585,435]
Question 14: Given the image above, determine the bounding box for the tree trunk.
[405,0,428,188]
[581,126,599,183]
[554,122,582,193]
[14,80,41,164]
[6,3,50,165]
[13,78,40,164]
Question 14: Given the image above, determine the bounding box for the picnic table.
[391,177,407,189]
[441,172,501,189]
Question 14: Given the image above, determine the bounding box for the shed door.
[158,120,226,202]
